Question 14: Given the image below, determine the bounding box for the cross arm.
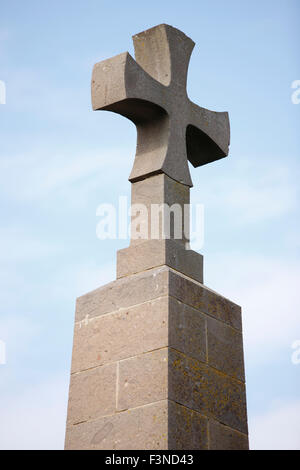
[91,51,174,184]
[133,24,195,90]
[91,51,165,124]
[187,102,230,167]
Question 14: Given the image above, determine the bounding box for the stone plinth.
[65,265,248,450]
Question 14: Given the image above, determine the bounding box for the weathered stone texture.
[65,400,210,450]
[207,316,245,381]
[71,296,169,374]
[67,363,117,425]
[66,401,169,450]
[117,348,168,411]
[209,419,249,450]
[116,347,247,434]
[117,238,203,283]
[168,348,247,434]
[168,269,242,330]
[75,266,169,322]
[169,296,207,363]
[66,266,248,449]
[168,401,208,450]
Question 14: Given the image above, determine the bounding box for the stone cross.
[91,24,230,187]
[65,25,248,451]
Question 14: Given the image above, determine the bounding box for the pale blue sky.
[0,0,299,449]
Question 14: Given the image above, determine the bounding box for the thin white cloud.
[249,399,300,450]
[0,227,62,262]
[224,178,296,223]
[2,65,87,120]
[53,260,115,300]
[0,148,130,204]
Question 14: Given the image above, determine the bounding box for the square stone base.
[65,266,248,450]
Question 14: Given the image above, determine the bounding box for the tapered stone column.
[65,176,248,450]
[65,24,249,450]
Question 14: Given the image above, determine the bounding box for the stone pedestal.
[65,259,248,449]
